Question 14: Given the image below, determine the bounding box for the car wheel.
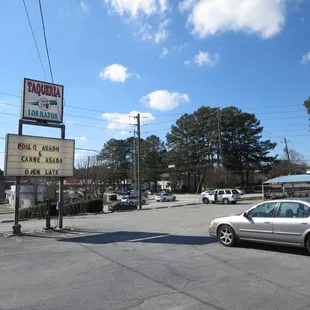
[142,200,146,205]
[130,201,134,205]
[218,225,236,247]
[203,198,209,204]
[305,236,310,254]
[117,207,122,212]
[163,198,167,202]
[223,198,229,205]
[172,196,176,201]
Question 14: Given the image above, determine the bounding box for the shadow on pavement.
[238,241,309,256]
[58,231,217,246]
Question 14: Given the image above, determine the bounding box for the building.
[0,169,5,200]
[6,184,46,208]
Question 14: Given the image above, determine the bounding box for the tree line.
[95,105,279,191]
[73,103,309,192]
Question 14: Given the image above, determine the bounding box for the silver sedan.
[209,198,310,253]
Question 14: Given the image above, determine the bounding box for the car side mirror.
[243,212,249,218]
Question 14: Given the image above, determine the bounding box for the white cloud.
[178,0,197,13]
[187,0,285,39]
[194,51,219,67]
[160,47,168,57]
[159,0,168,13]
[141,90,190,111]
[99,64,135,83]
[184,60,191,65]
[106,1,171,43]
[101,111,155,130]
[104,0,169,18]
[80,1,88,11]
[154,19,170,43]
[301,52,310,64]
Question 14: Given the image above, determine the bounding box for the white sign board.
[21,78,64,123]
[5,134,75,177]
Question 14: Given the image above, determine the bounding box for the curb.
[185,203,199,206]
[155,206,169,209]
[0,219,14,223]
[171,204,184,208]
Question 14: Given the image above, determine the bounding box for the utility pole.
[284,138,292,175]
[217,108,224,172]
[137,114,141,210]
[130,114,142,209]
[133,130,137,197]
[85,155,90,199]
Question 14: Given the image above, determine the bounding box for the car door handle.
[264,222,271,224]
[301,223,308,225]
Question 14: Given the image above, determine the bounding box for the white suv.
[202,189,240,205]
[121,195,146,205]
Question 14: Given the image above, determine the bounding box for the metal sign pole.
[12,176,21,234]
[12,120,23,235]
[58,125,65,228]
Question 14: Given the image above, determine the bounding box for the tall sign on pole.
[21,78,64,123]
[4,78,72,234]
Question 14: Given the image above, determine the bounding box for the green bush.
[19,199,103,219]
[20,203,47,219]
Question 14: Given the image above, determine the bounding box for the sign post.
[4,78,73,234]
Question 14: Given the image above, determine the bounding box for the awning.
[264,174,310,184]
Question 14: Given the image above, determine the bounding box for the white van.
[202,189,241,204]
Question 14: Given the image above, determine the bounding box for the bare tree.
[75,156,109,198]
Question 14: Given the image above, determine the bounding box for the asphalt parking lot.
[1,201,310,310]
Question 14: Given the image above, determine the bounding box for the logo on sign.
[38,98,51,111]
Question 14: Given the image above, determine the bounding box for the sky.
[0,0,310,170]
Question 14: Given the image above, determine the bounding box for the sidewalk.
[0,204,14,215]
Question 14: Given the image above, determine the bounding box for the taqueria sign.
[21,78,64,123]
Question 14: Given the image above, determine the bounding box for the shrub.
[20,203,46,219]
[19,199,103,219]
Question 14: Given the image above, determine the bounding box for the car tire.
[223,198,229,205]
[305,236,310,254]
[142,200,146,205]
[203,198,209,204]
[163,198,167,202]
[218,225,237,247]
[130,201,134,205]
[172,197,176,201]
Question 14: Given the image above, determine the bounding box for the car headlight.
[210,220,215,226]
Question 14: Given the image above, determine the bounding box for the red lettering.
[27,81,32,92]
[56,87,60,98]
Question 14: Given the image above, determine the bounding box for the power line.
[38,0,54,82]
[22,0,48,81]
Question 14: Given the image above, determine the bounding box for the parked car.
[145,189,153,195]
[129,190,148,198]
[108,202,137,212]
[156,193,176,202]
[116,189,129,196]
[202,189,240,205]
[208,198,310,253]
[121,195,146,205]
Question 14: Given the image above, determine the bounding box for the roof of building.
[264,174,310,184]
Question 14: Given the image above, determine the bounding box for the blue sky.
[0,0,310,169]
